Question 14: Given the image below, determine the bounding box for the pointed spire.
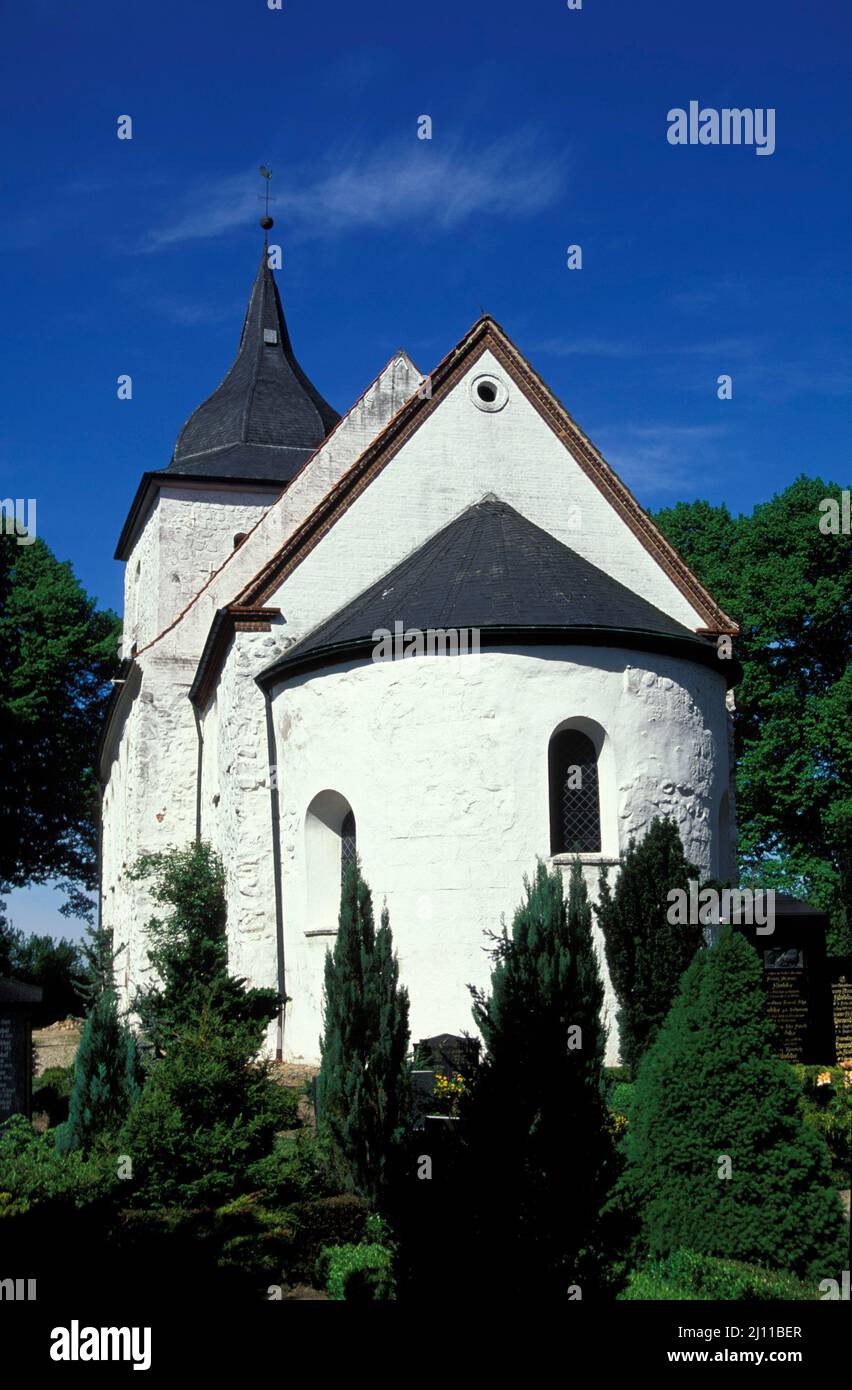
[169,251,339,481]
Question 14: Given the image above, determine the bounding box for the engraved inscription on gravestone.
[0,1017,16,1116]
[828,962,852,1065]
[0,979,42,1123]
[764,948,810,1062]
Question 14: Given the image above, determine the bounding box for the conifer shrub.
[467,860,627,1297]
[625,928,847,1279]
[56,989,142,1155]
[316,861,410,1209]
[247,1130,338,1206]
[120,841,282,1206]
[596,815,702,1073]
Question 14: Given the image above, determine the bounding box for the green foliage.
[121,841,281,1206]
[320,1241,397,1301]
[317,860,411,1208]
[620,1249,818,1301]
[792,1064,852,1185]
[2,930,83,1026]
[56,991,142,1155]
[468,860,625,1297]
[32,1064,76,1128]
[596,816,701,1073]
[74,921,124,1009]
[0,1115,115,1214]
[285,1195,370,1284]
[625,928,846,1277]
[0,532,120,909]
[121,1006,287,1207]
[247,1130,338,1206]
[129,842,278,1053]
[655,479,852,952]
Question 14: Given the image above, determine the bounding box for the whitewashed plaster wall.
[121,487,274,655]
[102,653,201,1014]
[199,630,283,1052]
[266,644,731,1066]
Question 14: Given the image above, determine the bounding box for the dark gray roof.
[0,978,43,1005]
[169,248,339,481]
[259,497,730,686]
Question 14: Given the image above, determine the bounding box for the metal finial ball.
[260,215,274,230]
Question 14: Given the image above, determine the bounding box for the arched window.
[549,728,601,854]
[340,808,357,888]
[305,791,357,933]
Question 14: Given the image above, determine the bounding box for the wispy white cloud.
[596,423,730,496]
[140,134,567,251]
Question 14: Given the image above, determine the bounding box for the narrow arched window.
[341,808,357,888]
[549,729,601,854]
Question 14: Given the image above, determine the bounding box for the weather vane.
[258,166,274,231]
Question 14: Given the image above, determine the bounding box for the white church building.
[99,243,739,1064]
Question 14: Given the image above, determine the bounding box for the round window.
[470,373,508,412]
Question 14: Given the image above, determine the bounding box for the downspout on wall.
[263,688,287,1059]
[192,704,203,842]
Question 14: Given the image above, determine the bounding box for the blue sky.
[2,0,850,939]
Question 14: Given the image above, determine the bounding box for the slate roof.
[259,496,729,686]
[168,249,340,481]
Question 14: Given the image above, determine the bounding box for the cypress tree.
[626,927,846,1277]
[56,989,141,1154]
[596,815,701,1073]
[468,860,623,1297]
[317,860,411,1209]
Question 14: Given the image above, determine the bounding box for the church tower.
[114,249,339,657]
[101,244,340,1018]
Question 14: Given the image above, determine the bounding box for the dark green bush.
[625,928,846,1278]
[32,1065,75,1128]
[120,1024,290,1207]
[621,1249,818,1301]
[285,1194,369,1284]
[247,1130,337,1205]
[0,1115,114,1213]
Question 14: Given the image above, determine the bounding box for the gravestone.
[724,894,835,1064]
[0,979,43,1123]
[411,1070,438,1130]
[827,960,852,1066]
[416,1033,480,1076]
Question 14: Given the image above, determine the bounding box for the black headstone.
[827,959,852,1066]
[416,1033,480,1075]
[0,979,43,1123]
[724,895,835,1064]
